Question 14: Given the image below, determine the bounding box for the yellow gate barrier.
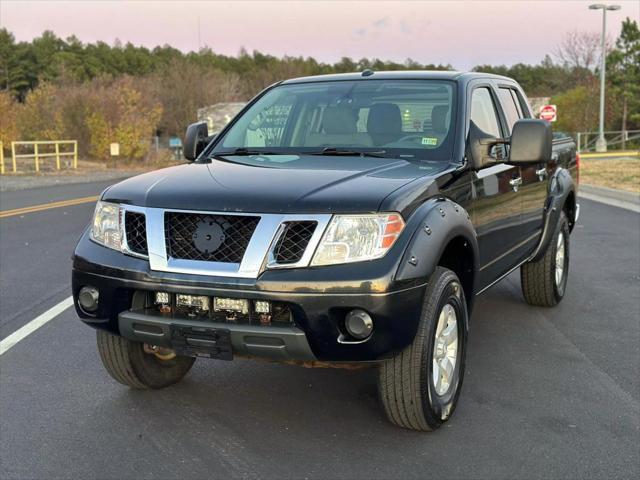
[9,140,78,173]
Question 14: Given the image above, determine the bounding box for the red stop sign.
[539,104,557,122]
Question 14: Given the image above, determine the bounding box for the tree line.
[0,19,638,161]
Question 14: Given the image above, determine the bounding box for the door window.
[498,88,523,132]
[498,87,525,132]
[510,89,525,118]
[470,87,501,138]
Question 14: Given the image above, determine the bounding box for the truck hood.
[102,155,445,214]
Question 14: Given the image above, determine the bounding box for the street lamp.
[589,3,621,153]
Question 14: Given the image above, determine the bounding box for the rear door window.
[510,89,525,118]
[498,87,524,133]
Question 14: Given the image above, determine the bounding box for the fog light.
[345,309,373,340]
[176,294,209,311]
[78,286,99,313]
[254,300,271,314]
[214,297,249,314]
[155,292,171,304]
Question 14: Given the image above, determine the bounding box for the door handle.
[509,177,522,192]
[535,168,548,181]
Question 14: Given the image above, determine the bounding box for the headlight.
[311,213,405,266]
[90,201,123,251]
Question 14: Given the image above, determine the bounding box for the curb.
[580,151,639,159]
[579,184,640,213]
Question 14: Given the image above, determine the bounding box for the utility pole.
[589,3,621,152]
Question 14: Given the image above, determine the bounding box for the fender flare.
[395,197,479,310]
[529,167,576,262]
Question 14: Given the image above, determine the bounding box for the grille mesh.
[273,221,317,264]
[165,212,260,263]
[124,211,148,256]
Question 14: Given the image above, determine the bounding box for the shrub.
[0,91,19,145]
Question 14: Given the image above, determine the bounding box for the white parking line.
[0,296,74,356]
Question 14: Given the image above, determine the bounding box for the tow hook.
[143,343,177,361]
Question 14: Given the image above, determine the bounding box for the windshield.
[212,79,457,161]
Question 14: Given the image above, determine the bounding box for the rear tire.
[378,267,468,431]
[521,212,570,307]
[96,330,195,389]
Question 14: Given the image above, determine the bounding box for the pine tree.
[607,18,640,140]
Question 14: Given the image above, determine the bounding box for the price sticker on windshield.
[421,137,438,146]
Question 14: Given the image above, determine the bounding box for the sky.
[1,0,639,70]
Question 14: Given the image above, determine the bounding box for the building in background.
[528,97,551,118]
[197,103,247,134]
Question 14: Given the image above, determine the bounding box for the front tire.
[521,212,570,307]
[378,267,468,431]
[96,330,195,389]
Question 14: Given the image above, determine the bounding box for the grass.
[580,158,640,194]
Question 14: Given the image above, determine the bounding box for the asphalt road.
[0,180,638,479]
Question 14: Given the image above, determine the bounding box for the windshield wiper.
[307,147,389,158]
[211,147,390,159]
[214,148,285,156]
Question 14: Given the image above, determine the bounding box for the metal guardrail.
[6,140,78,173]
[576,130,640,153]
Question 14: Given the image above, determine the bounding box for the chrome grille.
[128,206,331,278]
[164,212,260,263]
[124,211,148,256]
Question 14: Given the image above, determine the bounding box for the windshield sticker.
[421,137,438,146]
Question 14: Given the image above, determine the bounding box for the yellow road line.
[0,195,99,218]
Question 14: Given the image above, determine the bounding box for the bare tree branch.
[554,30,610,70]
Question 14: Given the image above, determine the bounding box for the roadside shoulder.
[0,170,140,192]
[580,184,640,213]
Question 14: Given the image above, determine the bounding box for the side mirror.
[508,119,552,164]
[184,122,211,161]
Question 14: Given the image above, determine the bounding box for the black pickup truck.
[72,71,579,431]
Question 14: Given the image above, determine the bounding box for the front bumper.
[119,311,316,361]
[72,230,427,362]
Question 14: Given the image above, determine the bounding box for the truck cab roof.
[281,70,516,85]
